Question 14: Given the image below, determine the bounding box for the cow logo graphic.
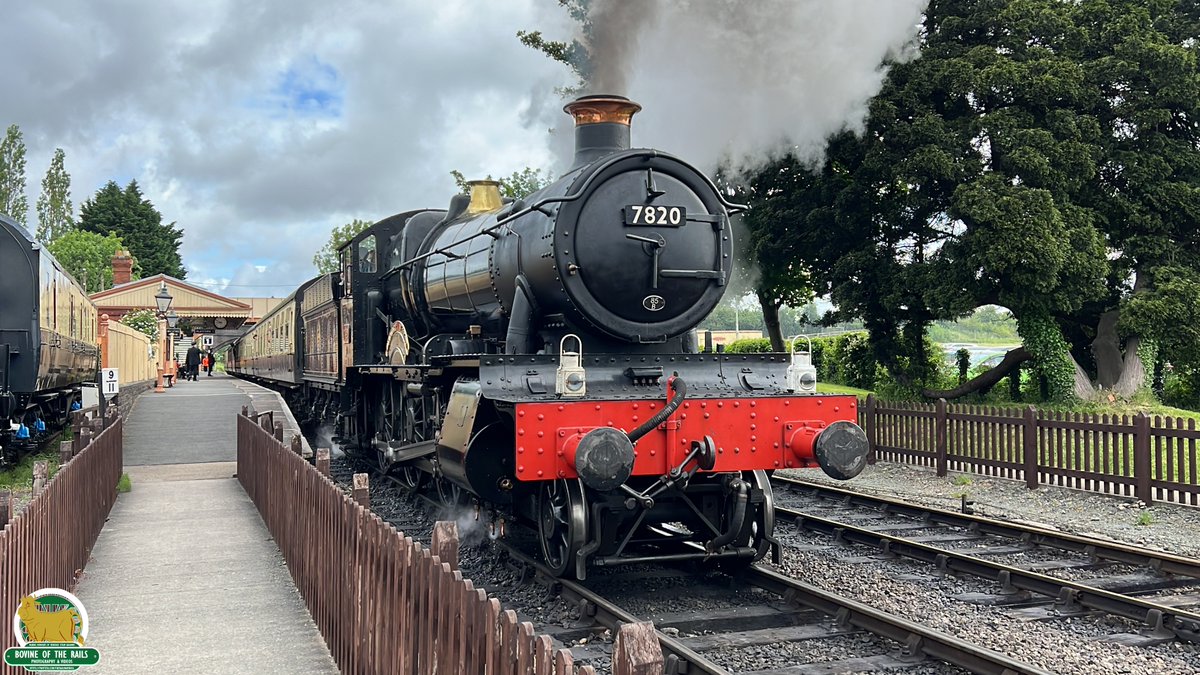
[642,295,666,312]
[4,588,100,672]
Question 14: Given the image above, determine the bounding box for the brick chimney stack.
[112,250,133,286]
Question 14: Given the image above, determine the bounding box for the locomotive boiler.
[231,95,870,578]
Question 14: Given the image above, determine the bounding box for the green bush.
[724,338,773,353]
[1163,367,1200,410]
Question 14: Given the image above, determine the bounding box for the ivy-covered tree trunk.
[1018,314,1088,403]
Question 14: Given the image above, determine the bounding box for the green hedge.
[724,333,877,389]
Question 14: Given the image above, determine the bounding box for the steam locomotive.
[0,214,99,463]
[228,95,869,578]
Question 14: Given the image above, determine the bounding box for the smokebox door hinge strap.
[644,169,667,200]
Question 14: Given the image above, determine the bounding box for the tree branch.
[921,347,1031,399]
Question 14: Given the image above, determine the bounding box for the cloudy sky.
[3,0,926,298]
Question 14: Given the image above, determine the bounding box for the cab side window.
[359,235,377,274]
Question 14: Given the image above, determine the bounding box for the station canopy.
[90,274,254,333]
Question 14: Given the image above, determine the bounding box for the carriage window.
[359,235,377,274]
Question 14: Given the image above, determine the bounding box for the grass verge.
[817,382,874,397]
[0,450,61,492]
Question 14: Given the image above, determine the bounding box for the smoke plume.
[314,422,344,458]
[565,0,928,174]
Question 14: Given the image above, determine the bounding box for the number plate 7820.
[624,205,686,227]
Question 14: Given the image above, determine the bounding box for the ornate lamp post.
[165,309,179,386]
[154,281,174,393]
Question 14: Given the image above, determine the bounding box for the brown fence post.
[78,427,93,454]
[432,521,460,571]
[0,490,10,529]
[72,413,84,454]
[290,434,302,455]
[1023,406,1039,489]
[1134,412,1153,505]
[935,398,948,477]
[59,440,73,465]
[274,421,285,443]
[864,394,877,465]
[612,622,663,675]
[352,473,369,509]
[316,448,331,477]
[32,460,48,496]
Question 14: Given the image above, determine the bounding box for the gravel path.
[780,463,1200,557]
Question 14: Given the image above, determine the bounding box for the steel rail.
[743,565,1054,675]
[772,475,1200,579]
[775,503,1200,642]
[409,487,1046,674]
[496,543,730,675]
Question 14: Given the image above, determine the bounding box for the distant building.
[698,329,764,348]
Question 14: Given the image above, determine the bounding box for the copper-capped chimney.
[564,95,642,170]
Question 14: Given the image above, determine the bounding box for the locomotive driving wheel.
[374,384,401,475]
[435,477,463,506]
[538,478,588,577]
[393,464,426,492]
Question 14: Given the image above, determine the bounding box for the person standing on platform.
[206,349,216,376]
[185,345,201,381]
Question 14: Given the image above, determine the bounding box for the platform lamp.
[165,309,180,386]
[154,281,174,393]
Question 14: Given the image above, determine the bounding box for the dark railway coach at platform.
[0,214,99,461]
[229,95,871,578]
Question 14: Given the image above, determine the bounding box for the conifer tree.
[35,148,74,243]
[0,125,28,226]
[79,180,186,278]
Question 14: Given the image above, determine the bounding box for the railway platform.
[73,373,336,674]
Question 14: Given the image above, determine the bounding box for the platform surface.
[74,374,337,674]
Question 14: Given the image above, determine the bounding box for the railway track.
[362,463,1048,675]
[496,537,1050,675]
[772,475,1200,645]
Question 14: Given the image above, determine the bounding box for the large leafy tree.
[35,148,74,244]
[748,0,1199,402]
[313,218,373,274]
[46,230,129,293]
[0,124,28,226]
[79,180,186,279]
[922,0,1200,400]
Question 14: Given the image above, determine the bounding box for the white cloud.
[5,0,923,296]
[4,0,574,292]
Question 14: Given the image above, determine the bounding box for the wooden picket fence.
[237,410,664,675]
[860,395,1200,505]
[0,409,122,675]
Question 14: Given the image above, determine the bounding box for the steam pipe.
[627,376,686,444]
[705,478,749,552]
